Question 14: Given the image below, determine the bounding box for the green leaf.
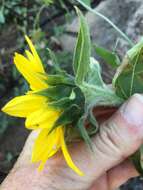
[73,8,91,84]
[76,116,93,150]
[131,145,143,176]
[86,57,105,87]
[94,45,120,68]
[114,39,143,99]
[81,0,91,7]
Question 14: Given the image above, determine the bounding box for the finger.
[15,130,39,167]
[108,159,138,190]
[90,160,138,190]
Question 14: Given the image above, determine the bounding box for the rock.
[60,0,143,55]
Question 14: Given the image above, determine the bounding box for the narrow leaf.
[73,8,91,84]
[87,107,99,135]
[77,116,93,150]
[94,45,120,68]
[131,145,143,176]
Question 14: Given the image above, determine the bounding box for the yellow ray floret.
[60,127,84,176]
[14,36,47,90]
[25,107,60,129]
[32,126,84,176]
[2,94,47,118]
[25,35,45,73]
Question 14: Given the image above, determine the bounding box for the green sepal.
[94,45,120,68]
[35,85,72,101]
[71,87,85,107]
[87,107,99,135]
[48,97,74,110]
[76,116,93,150]
[37,72,75,86]
[131,145,143,176]
[73,7,91,84]
[49,104,83,134]
[65,126,81,143]
[47,86,85,109]
[46,74,74,86]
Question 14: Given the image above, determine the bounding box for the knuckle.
[97,122,127,160]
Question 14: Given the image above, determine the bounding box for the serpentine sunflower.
[2,36,83,176]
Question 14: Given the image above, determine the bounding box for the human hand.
[2,93,143,190]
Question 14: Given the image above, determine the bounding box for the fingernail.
[120,94,143,127]
[133,93,143,103]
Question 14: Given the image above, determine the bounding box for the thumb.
[86,93,143,178]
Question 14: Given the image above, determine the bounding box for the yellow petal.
[25,107,60,129]
[25,50,40,72]
[25,50,33,62]
[25,50,44,73]
[32,128,60,165]
[1,94,47,117]
[25,35,45,73]
[60,128,84,176]
[14,53,47,90]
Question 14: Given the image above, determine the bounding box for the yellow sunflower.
[2,36,83,176]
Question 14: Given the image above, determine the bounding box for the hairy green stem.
[76,0,134,47]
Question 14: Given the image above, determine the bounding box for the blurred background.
[0,0,143,189]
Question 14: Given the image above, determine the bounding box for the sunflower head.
[2,8,100,176]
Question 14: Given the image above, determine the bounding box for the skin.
[2,93,143,190]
